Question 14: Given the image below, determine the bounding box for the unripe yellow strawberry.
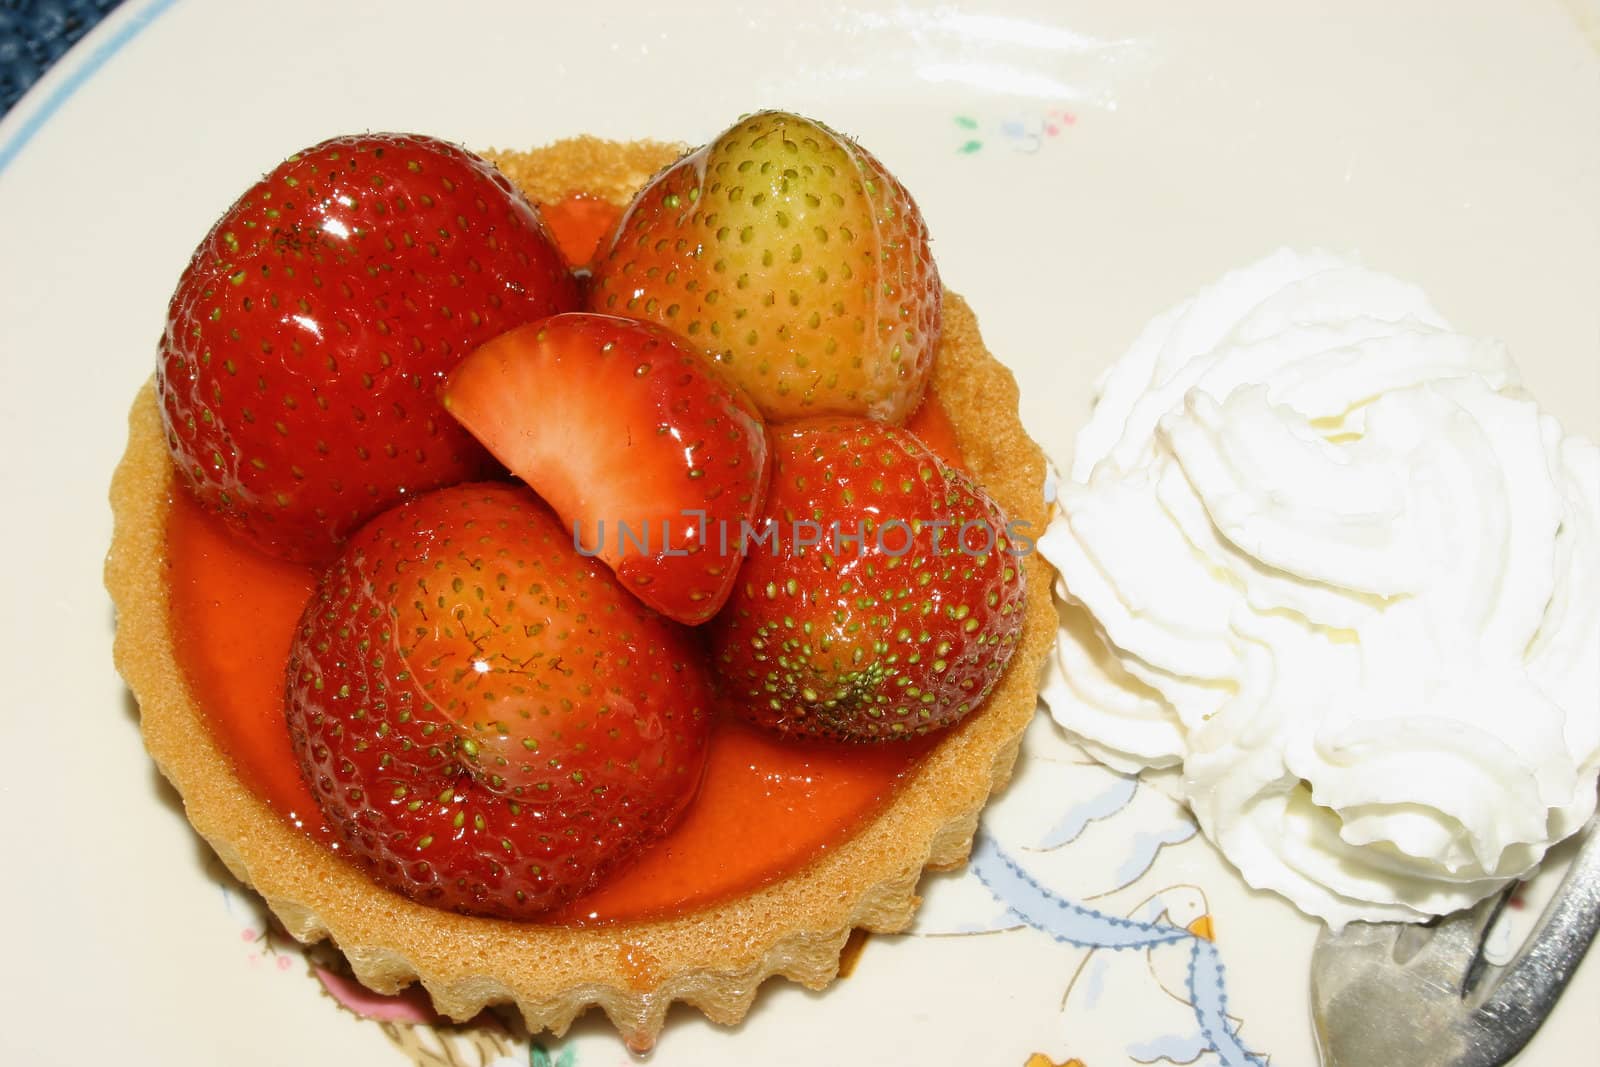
[587,111,941,424]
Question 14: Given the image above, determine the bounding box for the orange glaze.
[167,492,330,843]
[537,193,623,270]
[550,718,937,923]
[905,387,964,470]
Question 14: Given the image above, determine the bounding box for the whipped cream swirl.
[1039,250,1600,927]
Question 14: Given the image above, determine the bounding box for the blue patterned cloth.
[1,0,125,116]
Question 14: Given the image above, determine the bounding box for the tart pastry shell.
[106,137,1056,1050]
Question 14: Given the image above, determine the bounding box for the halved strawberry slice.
[442,313,770,625]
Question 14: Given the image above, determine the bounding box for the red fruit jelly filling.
[162,192,970,925]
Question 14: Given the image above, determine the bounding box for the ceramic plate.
[2,1,1596,1063]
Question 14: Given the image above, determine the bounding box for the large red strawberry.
[442,313,770,625]
[286,482,712,918]
[158,133,579,564]
[709,419,1026,741]
[587,111,941,424]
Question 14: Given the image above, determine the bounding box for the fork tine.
[1458,884,1515,999]
[1311,810,1600,1067]
[1386,888,1509,998]
[1458,815,1600,1064]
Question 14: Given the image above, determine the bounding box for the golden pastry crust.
[106,136,1054,1052]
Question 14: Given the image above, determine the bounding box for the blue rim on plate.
[0,0,172,174]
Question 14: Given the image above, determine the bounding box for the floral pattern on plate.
[209,850,577,1067]
[953,109,1077,155]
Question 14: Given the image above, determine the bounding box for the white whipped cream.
[1039,249,1600,927]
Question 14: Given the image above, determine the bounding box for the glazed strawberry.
[587,111,941,424]
[158,133,580,564]
[286,482,712,918]
[442,313,771,625]
[710,419,1026,741]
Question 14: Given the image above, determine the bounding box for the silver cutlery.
[1311,812,1600,1066]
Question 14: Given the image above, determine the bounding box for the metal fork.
[1311,812,1600,1067]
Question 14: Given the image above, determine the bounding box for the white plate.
[2,1,1596,1064]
